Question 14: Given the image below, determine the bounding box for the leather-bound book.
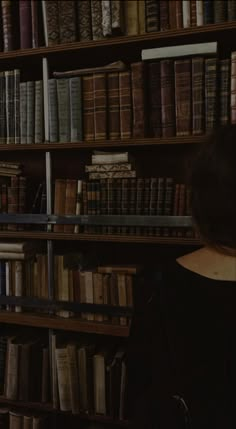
[1,0,13,51]
[108,72,120,140]
[205,57,217,131]
[182,0,191,27]
[42,0,60,46]
[148,62,161,137]
[83,75,95,141]
[119,71,132,139]
[175,59,191,136]
[94,73,107,140]
[176,0,183,28]
[230,51,236,124]
[77,0,92,41]
[19,0,32,49]
[125,0,139,36]
[101,0,112,37]
[53,179,66,233]
[138,0,146,34]
[192,57,204,135]
[145,0,159,32]
[191,0,197,26]
[214,0,227,23]
[31,0,39,48]
[58,1,76,43]
[169,0,177,29]
[64,179,77,233]
[196,0,204,25]
[160,0,169,31]
[111,0,124,35]
[219,59,230,126]
[203,0,214,24]
[228,0,236,21]
[91,0,103,40]
[7,176,18,231]
[131,62,146,138]
[160,59,175,137]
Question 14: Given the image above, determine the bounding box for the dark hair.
[191,125,236,250]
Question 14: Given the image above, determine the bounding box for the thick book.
[148,62,161,137]
[160,59,175,137]
[182,0,191,28]
[145,0,159,32]
[138,0,145,34]
[2,0,14,51]
[56,346,72,411]
[48,78,58,143]
[196,0,204,25]
[191,0,197,26]
[58,1,76,43]
[42,0,60,46]
[57,78,70,142]
[94,73,107,140]
[77,0,92,41]
[174,59,191,136]
[214,0,227,23]
[131,62,146,138]
[125,1,139,36]
[54,179,66,233]
[219,59,230,126]
[14,69,20,144]
[169,0,177,29]
[102,0,112,37]
[119,71,132,139]
[203,0,214,24]
[192,57,204,135]
[5,70,15,145]
[34,80,44,144]
[64,179,77,233]
[26,81,35,144]
[141,41,217,60]
[69,77,83,142]
[231,51,236,124]
[111,0,124,34]
[83,75,95,141]
[176,0,183,28]
[91,0,103,40]
[92,151,129,164]
[205,57,217,131]
[19,0,32,49]
[160,0,169,31]
[228,0,236,21]
[108,72,120,140]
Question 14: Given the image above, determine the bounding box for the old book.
[14,68,20,143]
[93,272,103,322]
[182,0,191,27]
[131,62,146,138]
[89,171,135,180]
[69,76,82,142]
[196,0,204,25]
[67,343,80,414]
[57,78,70,142]
[102,0,112,37]
[125,1,138,36]
[94,73,107,140]
[20,82,27,144]
[77,344,95,413]
[19,0,32,49]
[83,75,95,141]
[23,415,33,429]
[93,349,107,414]
[54,179,66,233]
[192,57,204,135]
[119,71,132,139]
[42,0,60,46]
[56,346,72,411]
[26,81,35,144]
[174,59,191,136]
[231,51,236,124]
[92,151,129,164]
[5,70,14,144]
[142,41,217,60]
[191,0,197,26]
[9,412,22,429]
[203,0,214,24]
[31,0,39,48]
[58,1,76,43]
[214,0,227,23]
[1,0,14,51]
[77,0,92,40]
[160,60,175,137]
[56,255,73,318]
[34,80,44,143]
[64,179,77,233]
[163,177,174,237]
[18,340,31,401]
[205,57,217,131]
[91,0,103,40]
[160,0,169,31]
[176,0,183,28]
[74,179,82,234]
[41,346,49,402]
[148,62,161,137]
[79,271,94,321]
[108,72,120,140]
[0,73,6,144]
[145,0,159,32]
[0,336,7,392]
[86,163,132,173]
[117,273,127,326]
[14,260,23,312]
[111,0,124,34]
[228,0,236,21]
[219,59,230,126]
[5,337,19,400]
[169,0,177,28]
[48,78,58,143]
[138,0,146,34]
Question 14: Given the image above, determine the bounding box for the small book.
[92,151,129,164]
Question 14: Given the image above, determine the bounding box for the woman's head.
[191,125,236,250]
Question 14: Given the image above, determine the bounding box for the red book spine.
[19,0,32,49]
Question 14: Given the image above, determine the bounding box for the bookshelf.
[0,1,234,428]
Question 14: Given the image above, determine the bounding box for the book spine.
[205,57,217,131]
[57,78,70,142]
[108,72,120,140]
[2,0,14,51]
[192,57,204,135]
[203,0,214,24]
[196,0,204,25]
[20,82,27,144]
[44,0,60,46]
[119,71,132,139]
[26,81,35,144]
[34,80,44,143]
[148,62,161,137]
[83,75,95,141]
[160,0,169,31]
[190,0,197,26]
[69,77,83,142]
[231,52,236,124]
[58,0,76,43]
[86,163,132,173]
[111,0,124,34]
[145,0,159,32]
[160,60,175,137]
[74,179,82,234]
[53,179,66,233]
[0,73,6,144]
[77,0,92,40]
[5,70,15,144]
[94,73,107,140]
[174,59,191,136]
[176,0,183,28]
[19,0,32,49]
[14,69,20,145]
[182,0,191,27]
[138,0,146,34]
[214,0,227,23]
[48,78,58,143]
[169,0,177,29]
[15,261,23,312]
[131,62,146,138]
[31,0,39,48]
[125,1,139,36]
[228,0,236,21]
[219,59,230,126]
[64,179,77,233]
[101,0,112,37]
[91,0,103,40]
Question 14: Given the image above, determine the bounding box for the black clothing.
[127,262,236,429]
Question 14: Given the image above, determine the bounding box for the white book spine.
[196,0,204,26]
[182,0,191,28]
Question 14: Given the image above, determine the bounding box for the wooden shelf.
[0,21,235,61]
[0,135,207,151]
[0,312,129,336]
[0,231,201,245]
[0,397,129,426]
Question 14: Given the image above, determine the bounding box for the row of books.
[0,175,26,227]
[0,409,47,429]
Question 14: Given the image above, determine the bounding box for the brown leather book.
[111,0,124,35]
[77,0,92,41]
[192,57,204,135]
[228,0,236,21]
[214,0,227,23]
[138,0,146,34]
[148,62,161,137]
[58,1,76,44]
[43,0,60,46]
[176,0,183,28]
[94,73,107,140]
[64,179,77,233]
[231,52,236,124]
[169,0,177,29]
[54,179,66,233]
[124,0,139,36]
[205,57,217,131]
[83,75,95,141]
[108,72,120,140]
[160,59,175,137]
[91,0,103,40]
[174,59,191,136]
[131,62,146,138]
[219,59,230,126]
[190,0,197,26]
[119,71,132,139]
[19,0,32,49]
[1,0,14,51]
[7,176,18,231]
[160,0,170,31]
[145,0,159,32]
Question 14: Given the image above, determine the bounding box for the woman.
[127,125,236,428]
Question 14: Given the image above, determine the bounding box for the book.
[119,71,132,139]
[131,62,146,138]
[145,0,159,32]
[92,151,129,164]
[94,73,107,140]
[108,72,120,140]
[19,0,32,49]
[89,171,136,180]
[141,41,217,60]
[85,163,132,173]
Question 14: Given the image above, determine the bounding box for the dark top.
[127,261,236,429]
